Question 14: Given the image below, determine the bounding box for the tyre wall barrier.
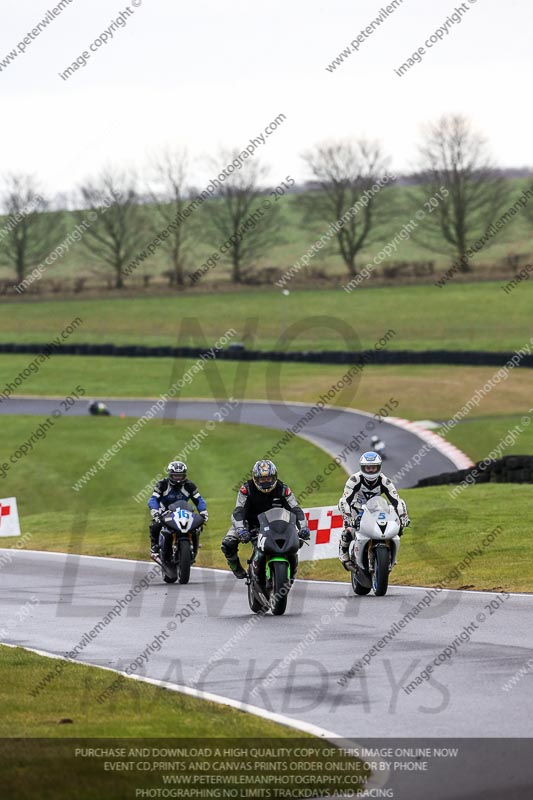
[415,455,533,487]
[1,342,533,368]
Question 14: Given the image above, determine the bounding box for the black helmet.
[252,460,278,493]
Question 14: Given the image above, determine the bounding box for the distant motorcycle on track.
[349,496,401,597]
[370,436,387,460]
[88,400,111,416]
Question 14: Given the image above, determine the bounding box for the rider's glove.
[200,510,209,523]
[150,509,161,522]
[354,510,363,531]
[237,528,251,543]
[299,526,311,541]
[400,513,410,529]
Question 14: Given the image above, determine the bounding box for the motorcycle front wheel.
[177,539,191,584]
[372,546,390,596]
[270,560,290,616]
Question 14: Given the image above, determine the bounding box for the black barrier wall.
[415,455,533,488]
[1,341,533,368]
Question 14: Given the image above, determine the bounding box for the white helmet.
[359,451,382,483]
[167,461,187,486]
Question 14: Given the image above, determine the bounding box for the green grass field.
[299,482,532,592]
[1,415,531,591]
[1,280,533,351]
[0,645,301,739]
[2,355,532,422]
[2,646,371,800]
[1,275,531,591]
[0,416,342,568]
[442,414,533,460]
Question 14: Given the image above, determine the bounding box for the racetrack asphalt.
[1,550,532,798]
[0,396,462,487]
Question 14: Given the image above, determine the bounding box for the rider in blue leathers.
[148,461,208,555]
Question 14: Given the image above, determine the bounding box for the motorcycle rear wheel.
[160,552,177,584]
[247,570,268,614]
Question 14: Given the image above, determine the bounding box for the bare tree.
[150,149,193,287]
[415,114,510,271]
[519,181,533,229]
[0,173,64,285]
[202,153,284,283]
[77,169,147,289]
[300,140,391,278]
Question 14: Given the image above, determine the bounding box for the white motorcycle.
[371,438,387,459]
[349,496,401,596]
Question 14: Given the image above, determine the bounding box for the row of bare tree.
[0,115,530,290]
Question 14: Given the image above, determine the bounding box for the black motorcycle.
[152,501,204,584]
[88,401,111,416]
[246,507,301,616]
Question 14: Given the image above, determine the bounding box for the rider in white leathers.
[338,451,410,571]
[370,434,386,456]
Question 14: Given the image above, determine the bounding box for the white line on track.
[1,640,342,740]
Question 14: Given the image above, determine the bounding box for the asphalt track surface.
[1,550,533,799]
[0,396,461,486]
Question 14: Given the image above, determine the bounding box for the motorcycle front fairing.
[257,508,300,554]
[255,508,300,584]
[158,503,196,561]
[353,498,401,573]
[163,501,203,534]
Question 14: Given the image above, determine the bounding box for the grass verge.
[0,416,342,570]
[0,645,304,739]
[0,413,531,591]
[441,414,533,461]
[1,281,533,351]
[1,646,372,800]
[2,356,533,422]
[299,484,533,593]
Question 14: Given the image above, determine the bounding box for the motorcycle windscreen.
[258,507,296,529]
[258,508,300,553]
[364,496,389,514]
[258,509,300,543]
[168,500,194,513]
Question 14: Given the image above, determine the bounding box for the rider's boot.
[226,556,246,579]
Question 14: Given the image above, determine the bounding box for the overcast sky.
[1,0,531,194]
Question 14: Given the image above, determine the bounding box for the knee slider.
[341,530,353,547]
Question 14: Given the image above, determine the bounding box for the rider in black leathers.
[221,460,310,579]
